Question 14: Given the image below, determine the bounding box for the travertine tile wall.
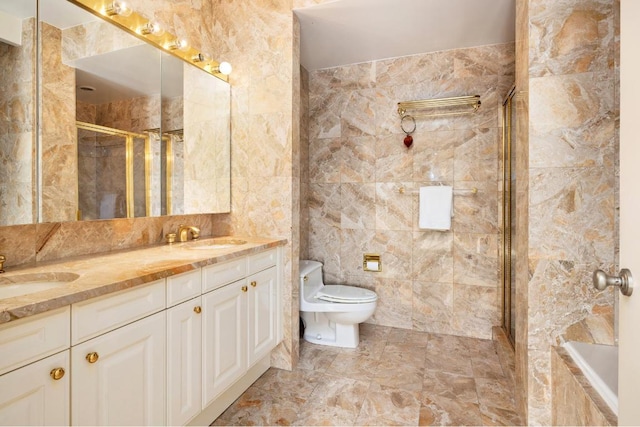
[516,0,618,424]
[0,18,36,226]
[305,44,515,340]
[40,22,77,223]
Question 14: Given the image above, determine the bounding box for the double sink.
[0,238,248,300]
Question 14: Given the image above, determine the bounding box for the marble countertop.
[0,236,286,325]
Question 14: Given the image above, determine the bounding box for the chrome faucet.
[178,225,200,242]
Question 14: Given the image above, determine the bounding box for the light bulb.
[167,38,188,51]
[192,53,208,63]
[105,1,132,17]
[216,61,232,75]
[140,21,164,36]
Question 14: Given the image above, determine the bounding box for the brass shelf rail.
[397,95,481,119]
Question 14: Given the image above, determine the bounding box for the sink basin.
[187,238,248,250]
[0,272,79,299]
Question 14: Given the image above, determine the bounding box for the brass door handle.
[50,367,65,380]
[250,281,257,287]
[86,352,99,363]
[241,286,248,292]
[194,306,202,314]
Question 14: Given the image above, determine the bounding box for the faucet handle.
[191,227,200,240]
[0,255,5,273]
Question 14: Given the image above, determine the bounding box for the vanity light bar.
[66,0,230,81]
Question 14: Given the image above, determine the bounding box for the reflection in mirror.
[0,0,37,226]
[1,0,232,225]
[161,55,231,215]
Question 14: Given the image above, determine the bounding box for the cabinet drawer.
[167,269,202,307]
[72,279,165,345]
[248,249,277,275]
[0,306,70,376]
[202,258,247,293]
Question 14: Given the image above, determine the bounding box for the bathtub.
[563,341,618,415]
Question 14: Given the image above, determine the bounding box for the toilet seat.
[315,285,378,303]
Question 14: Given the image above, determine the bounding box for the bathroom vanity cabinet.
[0,246,283,426]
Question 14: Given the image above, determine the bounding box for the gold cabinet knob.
[50,367,65,380]
[250,281,257,287]
[194,306,202,314]
[241,286,248,292]
[86,352,99,363]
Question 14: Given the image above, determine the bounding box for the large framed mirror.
[0,0,231,226]
[0,0,37,226]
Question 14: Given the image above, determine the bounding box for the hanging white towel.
[99,193,117,219]
[419,186,453,230]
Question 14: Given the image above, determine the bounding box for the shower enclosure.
[501,86,516,346]
[76,121,155,220]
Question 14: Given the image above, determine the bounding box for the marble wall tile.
[368,278,413,329]
[453,128,499,182]
[40,23,77,224]
[528,167,615,263]
[340,183,377,230]
[0,18,35,227]
[529,0,614,78]
[308,183,341,227]
[375,182,413,231]
[411,231,454,283]
[412,281,454,334]
[375,134,414,182]
[309,62,376,93]
[309,138,341,183]
[412,130,455,182]
[453,233,499,288]
[452,284,499,339]
[451,181,499,234]
[529,72,615,169]
[341,136,376,183]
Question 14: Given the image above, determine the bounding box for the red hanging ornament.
[400,114,416,149]
[404,134,413,148]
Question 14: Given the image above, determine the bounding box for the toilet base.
[301,311,360,348]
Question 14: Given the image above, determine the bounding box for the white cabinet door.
[167,296,202,426]
[247,267,277,367]
[0,350,69,426]
[71,312,166,426]
[202,280,247,406]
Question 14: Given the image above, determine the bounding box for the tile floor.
[213,324,523,426]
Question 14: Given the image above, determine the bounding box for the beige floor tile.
[294,375,369,425]
[422,370,478,404]
[327,352,379,381]
[252,366,326,401]
[298,342,340,372]
[356,383,422,426]
[475,377,517,411]
[213,386,305,426]
[213,325,522,426]
[479,403,525,426]
[419,395,485,426]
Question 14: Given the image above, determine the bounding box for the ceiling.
[294,0,516,71]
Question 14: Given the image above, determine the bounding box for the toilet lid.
[315,285,378,303]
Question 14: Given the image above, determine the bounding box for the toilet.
[299,260,378,348]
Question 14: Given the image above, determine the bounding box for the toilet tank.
[299,260,324,302]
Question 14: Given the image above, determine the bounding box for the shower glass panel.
[76,122,153,220]
[501,86,516,347]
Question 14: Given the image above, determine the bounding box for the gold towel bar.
[397,95,481,118]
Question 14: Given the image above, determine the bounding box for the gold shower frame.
[76,121,151,218]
